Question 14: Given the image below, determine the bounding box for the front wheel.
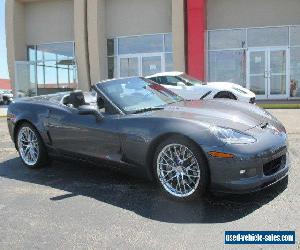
[154,136,209,200]
[17,123,48,168]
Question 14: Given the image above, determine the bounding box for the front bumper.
[203,128,289,194]
[210,151,289,194]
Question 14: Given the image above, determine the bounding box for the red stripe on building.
[186,0,206,80]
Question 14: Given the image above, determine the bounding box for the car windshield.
[176,73,204,86]
[96,77,183,113]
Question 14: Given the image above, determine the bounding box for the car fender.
[208,82,255,101]
[119,116,222,171]
[8,102,51,145]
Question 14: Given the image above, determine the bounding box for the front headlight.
[211,126,256,144]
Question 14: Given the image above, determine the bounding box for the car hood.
[141,100,273,132]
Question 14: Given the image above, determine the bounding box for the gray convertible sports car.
[7,77,289,200]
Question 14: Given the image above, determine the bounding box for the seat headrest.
[67,91,86,108]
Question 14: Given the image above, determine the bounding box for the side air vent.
[200,91,212,100]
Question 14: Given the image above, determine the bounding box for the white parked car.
[146,72,256,103]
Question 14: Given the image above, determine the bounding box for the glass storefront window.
[142,56,162,76]
[208,25,300,99]
[107,57,117,79]
[15,62,37,97]
[165,53,173,72]
[107,39,117,56]
[44,61,57,85]
[107,33,173,79]
[29,64,36,85]
[247,27,289,47]
[58,65,70,86]
[208,50,246,86]
[164,33,172,52]
[27,45,36,61]
[249,75,265,95]
[290,26,300,46]
[208,29,246,50]
[27,42,77,93]
[120,57,139,77]
[36,42,74,60]
[290,47,300,97]
[118,34,164,54]
[37,65,44,85]
[249,51,266,75]
[270,50,286,74]
[36,49,43,62]
[270,75,286,95]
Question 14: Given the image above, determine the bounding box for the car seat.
[64,91,89,108]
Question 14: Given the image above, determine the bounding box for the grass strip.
[258,103,300,109]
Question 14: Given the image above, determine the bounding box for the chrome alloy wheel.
[156,143,201,197]
[17,127,39,166]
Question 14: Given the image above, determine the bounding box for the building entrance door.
[119,56,139,78]
[118,53,163,78]
[247,48,289,99]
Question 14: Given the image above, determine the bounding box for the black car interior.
[63,91,89,108]
[150,76,179,86]
[62,91,116,115]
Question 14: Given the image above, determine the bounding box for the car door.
[181,85,210,100]
[46,105,121,162]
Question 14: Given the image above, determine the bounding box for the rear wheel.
[17,123,48,168]
[214,91,237,100]
[154,136,209,200]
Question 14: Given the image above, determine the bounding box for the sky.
[0,0,9,79]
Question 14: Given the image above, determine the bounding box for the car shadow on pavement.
[0,157,288,224]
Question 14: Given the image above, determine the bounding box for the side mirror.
[78,107,103,121]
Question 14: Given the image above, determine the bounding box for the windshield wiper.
[132,107,164,114]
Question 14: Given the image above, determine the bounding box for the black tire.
[16,122,48,169]
[153,136,209,201]
[214,91,237,100]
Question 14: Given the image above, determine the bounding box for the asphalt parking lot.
[0,110,299,249]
